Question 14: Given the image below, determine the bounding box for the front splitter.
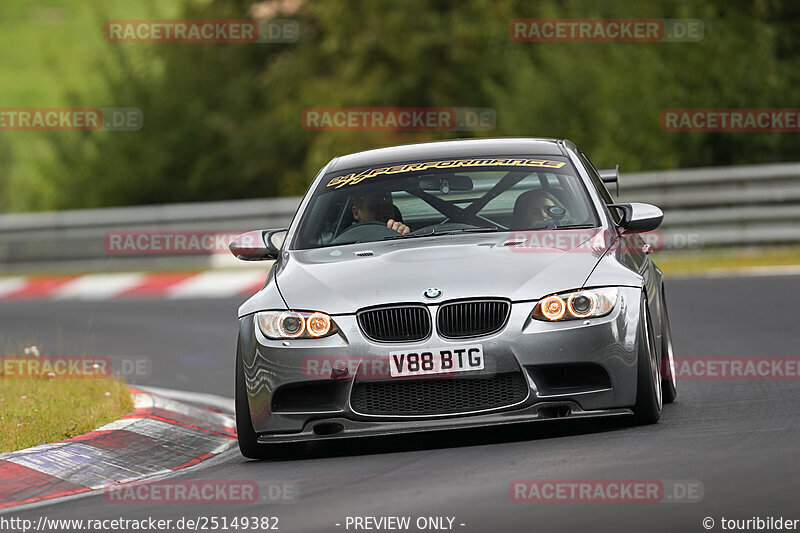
[257,401,633,444]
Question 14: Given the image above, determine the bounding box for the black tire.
[660,287,678,404]
[235,345,306,460]
[631,294,662,425]
[235,344,265,459]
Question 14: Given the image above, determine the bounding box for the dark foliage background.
[17,0,800,209]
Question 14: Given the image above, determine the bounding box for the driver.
[352,193,410,235]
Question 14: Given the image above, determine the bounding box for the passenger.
[514,189,568,228]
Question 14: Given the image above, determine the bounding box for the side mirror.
[609,203,663,232]
[229,229,288,261]
[598,165,619,196]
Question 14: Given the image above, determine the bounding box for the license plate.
[389,345,484,377]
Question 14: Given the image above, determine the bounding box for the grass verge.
[0,0,187,212]
[653,246,800,275]
[0,375,133,453]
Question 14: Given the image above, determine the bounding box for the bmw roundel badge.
[424,288,442,299]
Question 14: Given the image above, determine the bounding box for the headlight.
[532,288,618,322]
[256,311,338,339]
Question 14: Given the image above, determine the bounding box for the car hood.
[269,230,609,315]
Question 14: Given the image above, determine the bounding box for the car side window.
[579,152,621,224]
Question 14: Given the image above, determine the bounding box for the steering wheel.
[331,222,400,244]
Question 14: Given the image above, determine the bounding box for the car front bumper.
[238,286,643,440]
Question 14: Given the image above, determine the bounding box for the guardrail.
[1,162,798,274]
[0,198,300,274]
[617,162,800,248]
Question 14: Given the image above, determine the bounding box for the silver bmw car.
[230,138,677,458]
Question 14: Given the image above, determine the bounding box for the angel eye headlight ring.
[306,312,332,337]
[533,288,619,322]
[278,311,305,338]
[256,310,339,339]
[567,291,597,318]
[540,295,566,321]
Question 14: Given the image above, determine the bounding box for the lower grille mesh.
[350,372,528,415]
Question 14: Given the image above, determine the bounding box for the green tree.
[36,0,800,209]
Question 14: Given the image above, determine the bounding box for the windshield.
[292,155,598,250]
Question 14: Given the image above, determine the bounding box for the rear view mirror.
[609,203,663,232]
[419,175,473,193]
[229,229,288,261]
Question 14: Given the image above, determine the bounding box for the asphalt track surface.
[2,274,799,532]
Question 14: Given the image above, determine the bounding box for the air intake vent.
[357,305,431,342]
[351,372,528,415]
[503,239,527,247]
[353,250,374,257]
[437,299,510,338]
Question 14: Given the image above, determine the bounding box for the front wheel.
[235,345,265,459]
[631,294,662,425]
[660,288,678,404]
[235,345,307,460]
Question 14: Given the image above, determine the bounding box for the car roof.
[329,138,569,172]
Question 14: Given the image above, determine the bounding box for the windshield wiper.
[382,229,434,240]
[456,226,501,233]
[382,226,500,240]
[526,223,597,231]
[552,224,596,230]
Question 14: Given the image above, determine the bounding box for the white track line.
[0,277,27,298]
[53,273,146,300]
[165,270,264,299]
